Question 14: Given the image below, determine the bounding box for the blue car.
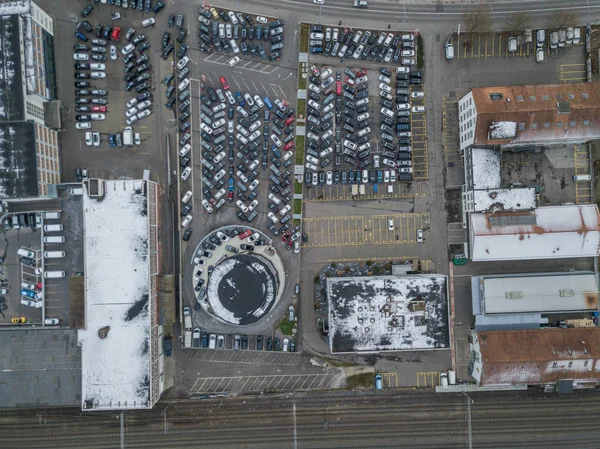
[263,97,273,110]
[235,92,244,106]
[228,178,234,191]
[21,289,36,299]
[74,31,88,42]
[108,134,116,147]
[375,374,382,390]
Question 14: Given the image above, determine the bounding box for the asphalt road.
[2,390,600,448]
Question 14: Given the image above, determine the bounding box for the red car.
[228,191,233,201]
[282,231,292,242]
[336,81,342,95]
[239,229,252,239]
[219,76,229,90]
[111,26,121,41]
[91,105,106,112]
[310,65,319,76]
[284,116,295,126]
[284,141,294,151]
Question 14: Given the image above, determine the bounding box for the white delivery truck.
[123,126,134,146]
[184,330,192,347]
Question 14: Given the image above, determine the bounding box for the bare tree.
[547,10,578,30]
[505,11,532,35]
[463,5,492,34]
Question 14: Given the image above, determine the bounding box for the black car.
[168,14,175,27]
[74,43,88,51]
[163,336,172,356]
[266,337,272,351]
[95,23,103,37]
[161,32,170,48]
[74,72,90,79]
[162,45,174,59]
[20,257,36,268]
[177,28,187,43]
[153,0,165,13]
[177,44,189,58]
[74,62,89,70]
[81,20,93,33]
[256,335,263,350]
[241,335,248,349]
[81,5,93,17]
[74,81,90,88]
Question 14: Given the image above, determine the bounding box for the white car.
[396,103,410,111]
[402,58,415,66]
[417,229,424,243]
[91,132,100,146]
[85,132,93,146]
[110,45,117,60]
[228,120,234,134]
[126,106,138,118]
[90,63,105,71]
[73,53,89,61]
[134,133,141,145]
[378,74,391,83]
[200,122,213,135]
[177,56,189,70]
[384,170,390,183]
[307,99,320,110]
[308,84,321,94]
[127,98,138,108]
[380,107,394,118]
[326,171,333,185]
[137,109,152,120]
[379,83,392,93]
[137,100,152,111]
[411,92,425,98]
[357,112,369,121]
[225,90,235,105]
[236,105,248,117]
[356,75,368,84]
[90,71,106,79]
[236,200,248,213]
[248,179,259,191]
[182,190,192,203]
[382,158,397,168]
[390,170,397,182]
[76,122,91,130]
[213,151,226,163]
[201,199,214,213]
[179,78,190,91]
[216,231,229,242]
[141,17,156,27]
[256,16,268,24]
[181,167,192,180]
[411,106,425,113]
[227,56,240,67]
[126,115,138,125]
[248,130,261,142]
[244,93,255,106]
[271,134,282,147]
[90,113,106,120]
[253,95,264,107]
[396,66,410,73]
[268,212,279,223]
[248,199,259,211]
[248,232,260,243]
[181,214,193,228]
[227,11,238,24]
[122,43,135,54]
[236,170,248,183]
[388,217,394,231]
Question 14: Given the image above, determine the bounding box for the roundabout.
[191,226,285,325]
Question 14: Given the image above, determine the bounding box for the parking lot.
[304,179,427,202]
[302,212,429,247]
[184,346,303,365]
[190,373,339,395]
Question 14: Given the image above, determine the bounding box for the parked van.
[573,174,592,181]
[44,224,63,232]
[445,42,454,60]
[44,251,65,259]
[536,29,545,48]
[11,215,19,229]
[44,236,65,244]
[70,187,84,196]
[43,212,61,220]
[44,270,65,278]
[17,248,35,258]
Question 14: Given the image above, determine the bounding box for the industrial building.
[458,83,600,151]
[469,204,600,262]
[472,271,599,331]
[0,0,60,198]
[327,275,449,354]
[470,328,600,388]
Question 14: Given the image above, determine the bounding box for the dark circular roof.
[206,253,278,325]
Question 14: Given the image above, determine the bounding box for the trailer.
[351,184,358,196]
[123,126,134,146]
[359,184,365,195]
[184,330,192,348]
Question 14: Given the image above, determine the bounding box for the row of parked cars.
[121,28,154,125]
[196,8,284,61]
[309,24,416,66]
[81,0,164,16]
[198,332,295,351]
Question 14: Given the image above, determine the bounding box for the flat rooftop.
[327,275,449,353]
[0,329,81,408]
[78,180,151,410]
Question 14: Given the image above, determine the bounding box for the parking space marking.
[183,348,304,365]
[417,371,440,388]
[303,213,428,247]
[560,63,586,83]
[304,181,427,202]
[202,53,279,75]
[189,373,337,394]
[381,372,398,388]
[442,96,461,164]
[574,144,592,204]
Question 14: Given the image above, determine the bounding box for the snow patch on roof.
[79,180,151,410]
[473,188,536,212]
[471,148,501,189]
[327,275,449,353]
[489,121,517,140]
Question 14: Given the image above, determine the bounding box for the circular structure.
[207,253,278,325]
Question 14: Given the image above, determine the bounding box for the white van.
[70,187,84,196]
[44,270,65,278]
[44,236,65,244]
[44,224,63,232]
[573,174,592,181]
[44,251,66,259]
[43,212,61,220]
[445,42,454,60]
[536,30,545,48]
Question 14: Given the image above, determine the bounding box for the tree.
[464,5,492,34]
[547,10,578,30]
[505,11,532,35]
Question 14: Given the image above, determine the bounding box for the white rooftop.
[471,148,501,189]
[327,275,449,353]
[470,204,600,261]
[473,188,536,212]
[78,180,151,410]
[480,273,599,314]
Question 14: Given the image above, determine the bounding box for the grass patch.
[293,218,301,226]
[346,373,376,390]
[298,67,307,90]
[299,23,309,53]
[294,180,303,194]
[417,35,424,69]
[295,135,305,164]
[278,318,295,336]
[297,98,306,117]
[294,198,302,215]
[325,358,357,368]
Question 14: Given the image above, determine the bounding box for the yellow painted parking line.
[417,372,440,388]
[381,372,398,388]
